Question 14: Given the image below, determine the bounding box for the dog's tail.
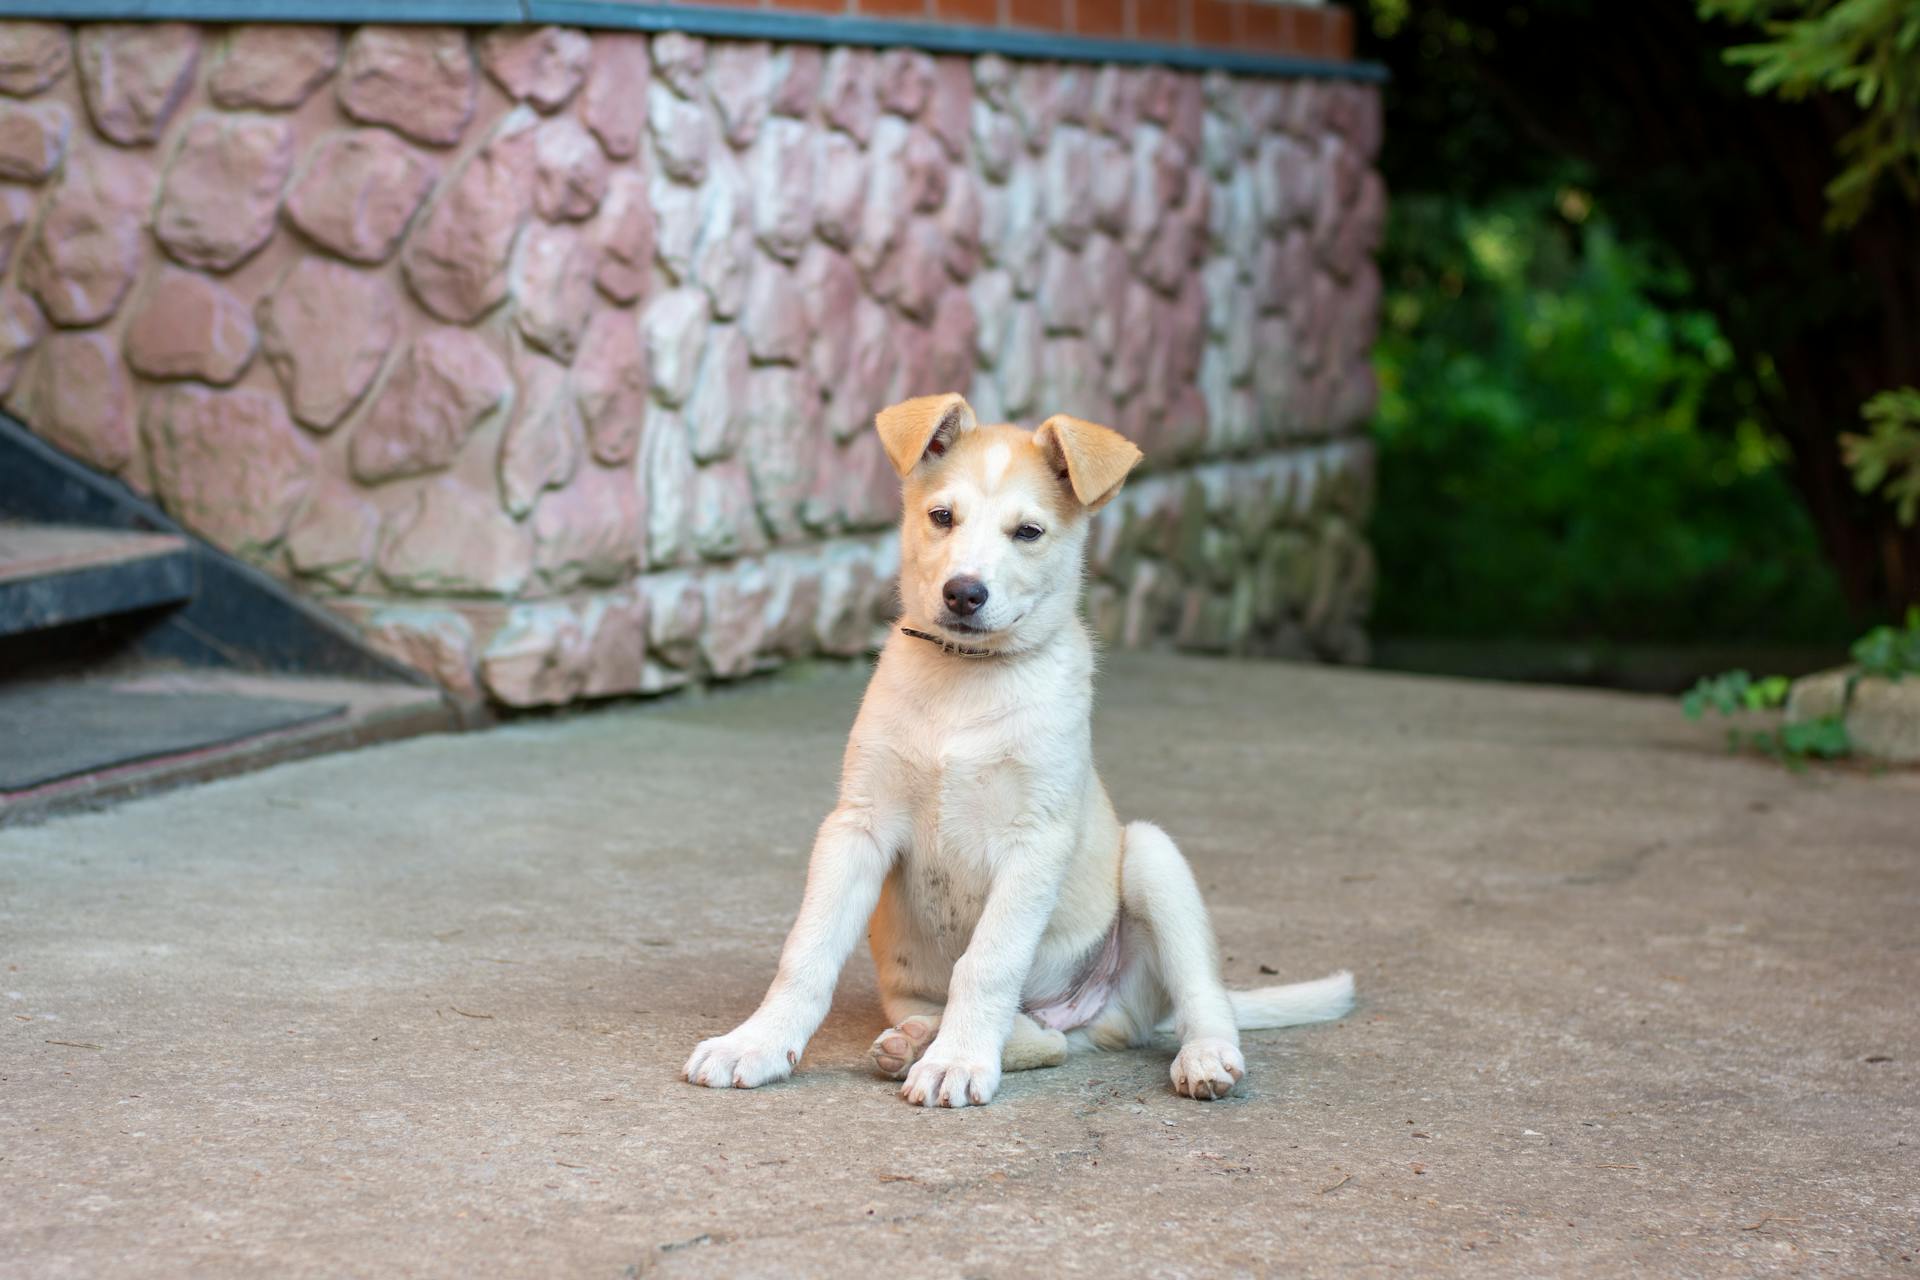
[1150,970,1355,1034]
[1228,970,1355,1029]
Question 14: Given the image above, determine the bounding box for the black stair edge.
[0,544,196,638]
[0,412,427,684]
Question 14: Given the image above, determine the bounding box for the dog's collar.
[900,625,1000,658]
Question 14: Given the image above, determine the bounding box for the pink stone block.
[75,23,198,146]
[940,166,983,280]
[692,459,766,562]
[512,222,595,361]
[643,286,710,408]
[0,100,68,184]
[19,148,155,327]
[209,25,338,111]
[811,130,868,252]
[742,253,809,366]
[700,558,774,678]
[337,26,475,148]
[402,110,537,323]
[377,476,534,598]
[579,591,647,699]
[0,23,70,97]
[155,111,296,273]
[821,48,878,148]
[877,48,935,119]
[349,327,512,483]
[258,257,397,432]
[763,553,825,659]
[573,307,648,466]
[8,329,133,475]
[1088,65,1139,141]
[284,473,378,592]
[797,241,861,391]
[751,116,814,263]
[362,606,481,700]
[770,45,824,120]
[687,323,750,463]
[710,41,773,150]
[592,169,654,304]
[651,31,706,100]
[533,116,609,222]
[481,604,587,705]
[929,286,978,394]
[902,125,949,214]
[0,287,45,396]
[284,128,439,265]
[142,384,318,556]
[743,363,824,542]
[478,25,590,113]
[582,33,649,161]
[972,103,1019,184]
[499,353,585,518]
[926,56,973,161]
[532,459,641,594]
[1039,240,1092,336]
[123,267,255,386]
[876,217,947,323]
[648,82,709,185]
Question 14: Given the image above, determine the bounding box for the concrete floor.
[3,653,1916,1278]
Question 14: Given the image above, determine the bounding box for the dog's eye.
[929,507,953,528]
[1013,523,1045,542]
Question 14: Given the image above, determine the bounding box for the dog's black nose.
[943,575,989,617]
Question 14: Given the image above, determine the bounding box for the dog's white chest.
[892,740,1034,940]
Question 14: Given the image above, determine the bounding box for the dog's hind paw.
[1170,1037,1245,1101]
[869,1015,939,1079]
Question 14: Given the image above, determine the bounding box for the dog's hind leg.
[870,995,943,1079]
[1105,821,1245,1101]
[871,1003,1067,1079]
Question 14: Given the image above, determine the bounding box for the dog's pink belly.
[1023,914,1125,1032]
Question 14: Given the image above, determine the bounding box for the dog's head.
[875,393,1143,655]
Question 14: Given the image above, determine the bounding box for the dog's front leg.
[900,836,1069,1109]
[683,806,895,1089]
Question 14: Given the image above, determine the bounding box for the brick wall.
[0,17,1381,706]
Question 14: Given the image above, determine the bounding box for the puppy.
[683,394,1353,1107]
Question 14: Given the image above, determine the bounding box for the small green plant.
[1849,604,1920,677]
[1841,391,1920,526]
[1681,667,1851,766]
[1681,609,1920,765]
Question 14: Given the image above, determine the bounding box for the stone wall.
[0,20,1381,705]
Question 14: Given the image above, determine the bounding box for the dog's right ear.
[874,393,976,477]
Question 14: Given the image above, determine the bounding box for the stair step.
[0,523,194,638]
[0,670,459,826]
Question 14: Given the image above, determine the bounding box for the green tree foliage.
[1361,1,1920,617]
[1700,1,1920,534]
[1843,390,1920,526]
[1700,0,1920,228]
[1371,191,1854,644]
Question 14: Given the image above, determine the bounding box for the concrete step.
[0,522,194,638]
[0,669,459,827]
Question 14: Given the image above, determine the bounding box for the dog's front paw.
[1170,1037,1245,1100]
[900,1046,1001,1108]
[682,1027,802,1090]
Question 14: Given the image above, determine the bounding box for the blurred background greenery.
[1356,0,1920,689]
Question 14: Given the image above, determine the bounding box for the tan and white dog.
[683,393,1353,1108]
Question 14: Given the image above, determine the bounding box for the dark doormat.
[0,685,347,792]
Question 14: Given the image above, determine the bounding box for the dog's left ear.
[875,393,977,476]
[1033,414,1143,512]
